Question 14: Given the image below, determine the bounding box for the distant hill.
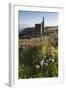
[19,26,58,38]
[19,27,35,37]
[45,26,58,30]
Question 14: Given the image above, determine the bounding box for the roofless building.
[19,17,58,38]
[35,17,45,36]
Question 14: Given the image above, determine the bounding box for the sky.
[18,11,58,31]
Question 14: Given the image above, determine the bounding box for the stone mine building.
[19,17,58,38]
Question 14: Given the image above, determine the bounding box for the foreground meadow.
[19,34,58,79]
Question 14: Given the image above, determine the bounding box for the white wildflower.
[52,59,54,62]
[45,63,48,66]
[52,53,54,57]
[40,60,44,66]
[44,56,46,58]
[49,58,52,61]
[35,65,40,69]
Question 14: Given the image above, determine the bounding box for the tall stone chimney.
[42,17,44,35]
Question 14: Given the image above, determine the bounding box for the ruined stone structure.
[34,17,44,36]
[42,17,44,35]
[35,24,41,36]
[19,17,58,38]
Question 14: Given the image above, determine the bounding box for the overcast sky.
[18,11,58,31]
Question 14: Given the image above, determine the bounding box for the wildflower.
[44,56,46,58]
[40,60,44,66]
[49,57,54,62]
[42,57,45,61]
[52,53,54,57]
[44,63,48,66]
[49,57,52,61]
[51,59,54,62]
[35,65,40,69]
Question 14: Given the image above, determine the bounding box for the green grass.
[19,34,58,79]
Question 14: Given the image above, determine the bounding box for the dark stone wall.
[35,24,41,36]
